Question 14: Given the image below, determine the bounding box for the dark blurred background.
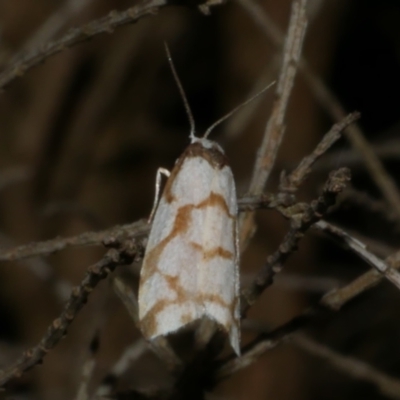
[1,0,400,399]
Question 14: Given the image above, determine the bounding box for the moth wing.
[196,165,240,355]
[138,156,213,339]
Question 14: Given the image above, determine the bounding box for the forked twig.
[0,241,139,387]
[241,167,351,314]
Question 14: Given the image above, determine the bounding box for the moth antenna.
[203,81,276,139]
[164,42,196,141]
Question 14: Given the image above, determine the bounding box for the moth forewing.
[138,138,240,355]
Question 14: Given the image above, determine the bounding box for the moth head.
[191,136,225,154]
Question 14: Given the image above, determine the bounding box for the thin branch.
[315,221,400,290]
[0,219,148,262]
[20,0,94,55]
[0,240,139,387]
[0,195,291,263]
[218,250,400,380]
[315,221,400,299]
[293,334,400,399]
[240,0,308,245]
[280,112,360,192]
[0,0,167,90]
[236,0,400,221]
[215,308,316,380]
[321,250,400,310]
[241,167,350,314]
[248,0,308,194]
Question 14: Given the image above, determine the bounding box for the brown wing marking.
[141,191,234,283]
[141,284,236,338]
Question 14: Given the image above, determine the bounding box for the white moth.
[138,135,240,355]
[138,46,273,357]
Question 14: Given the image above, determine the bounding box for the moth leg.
[112,277,139,328]
[148,167,170,224]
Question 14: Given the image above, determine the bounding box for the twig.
[0,240,138,387]
[75,333,99,400]
[293,334,400,400]
[218,250,400,380]
[240,0,308,245]
[249,0,308,193]
[321,250,400,310]
[241,167,350,314]
[215,308,317,380]
[312,225,395,259]
[236,0,400,221]
[0,0,167,90]
[315,221,400,291]
[20,0,94,55]
[0,195,290,263]
[0,219,148,261]
[280,112,360,192]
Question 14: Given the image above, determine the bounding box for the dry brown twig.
[0,196,288,263]
[0,239,140,387]
[0,219,148,262]
[239,0,309,246]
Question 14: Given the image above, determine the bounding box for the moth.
[138,46,273,356]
